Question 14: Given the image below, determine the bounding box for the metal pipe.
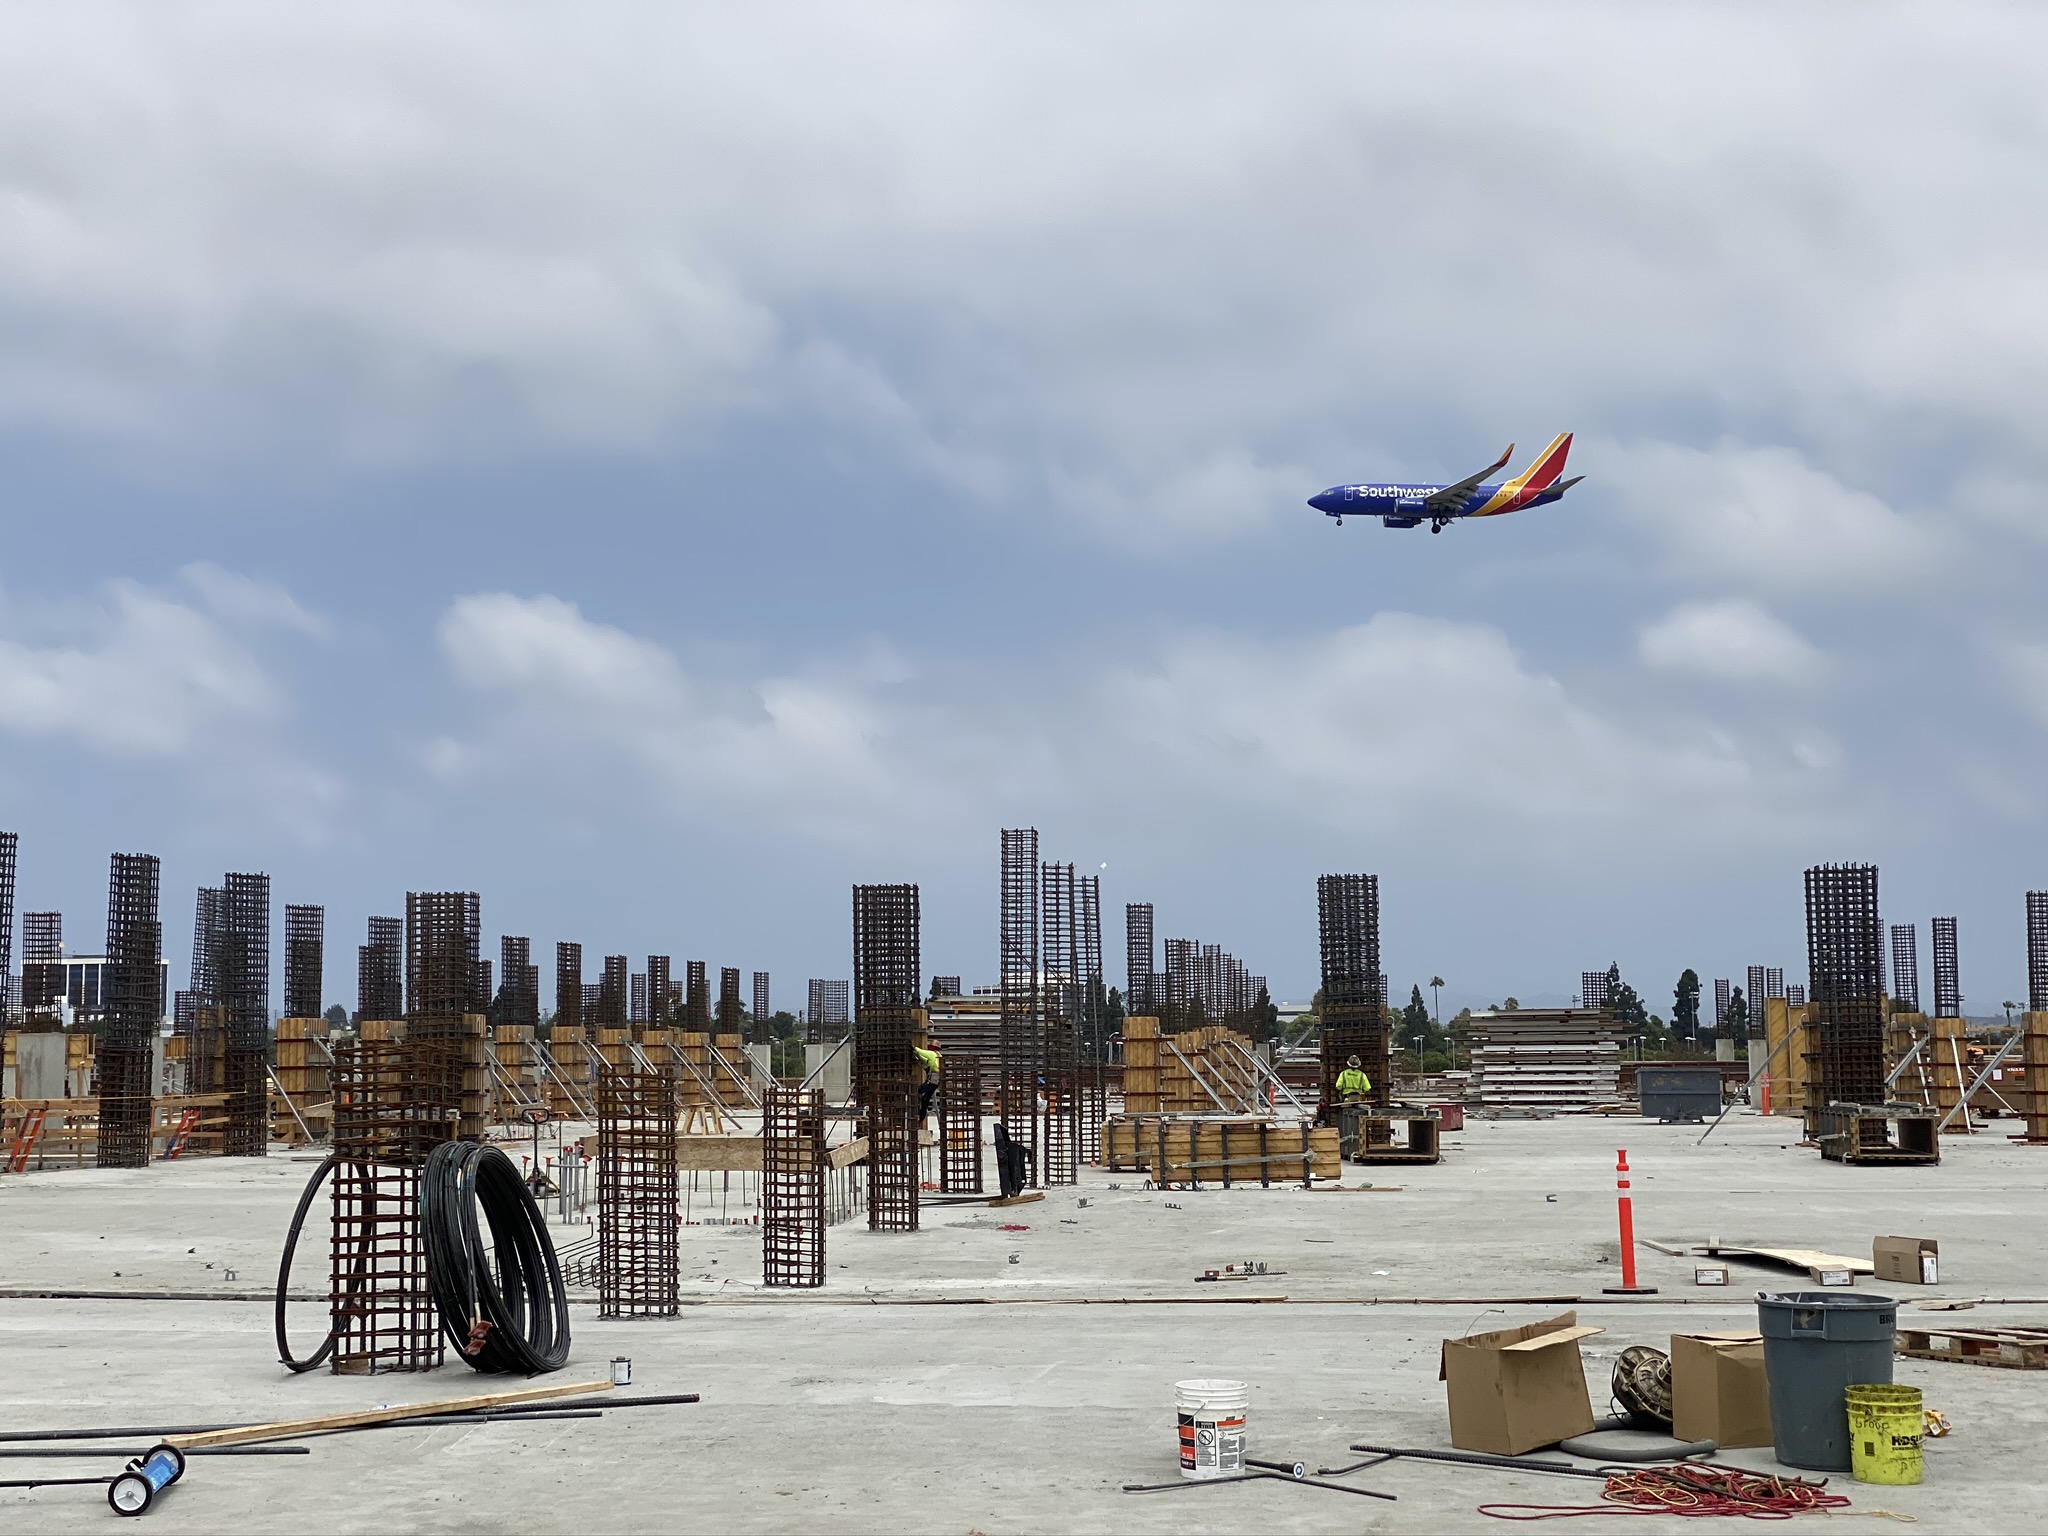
[1341,1443,1607,1479]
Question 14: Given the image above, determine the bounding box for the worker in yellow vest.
[914,1043,941,1123]
[1336,1054,1372,1102]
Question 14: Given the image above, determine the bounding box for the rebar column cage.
[96,853,162,1168]
[283,903,324,1021]
[998,830,1041,1177]
[1125,901,1156,1017]
[938,1051,983,1193]
[855,881,921,1232]
[1582,971,1610,1011]
[597,1065,680,1318]
[22,910,62,1016]
[1712,977,1729,1032]
[500,936,540,1027]
[646,955,671,1026]
[685,961,710,1032]
[555,941,583,1030]
[0,830,14,1023]
[1890,925,1921,1014]
[2029,892,2048,1013]
[1078,874,1105,1164]
[358,916,403,1022]
[1746,966,1767,1034]
[761,1086,826,1288]
[598,955,628,1027]
[405,892,483,1140]
[753,971,771,1026]
[328,1038,449,1373]
[1039,862,1080,1185]
[1804,863,1887,1125]
[805,978,848,1044]
[718,966,743,1038]
[1931,916,1961,1018]
[1318,873,1389,1109]
[218,872,272,1156]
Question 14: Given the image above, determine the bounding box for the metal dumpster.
[1638,1065,1722,1123]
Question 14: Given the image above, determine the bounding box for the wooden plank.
[168,1380,615,1450]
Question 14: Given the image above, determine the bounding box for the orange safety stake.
[1601,1148,1657,1295]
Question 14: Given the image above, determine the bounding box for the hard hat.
[1347,1055,1361,1068]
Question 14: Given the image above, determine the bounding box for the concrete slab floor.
[2,1113,2045,1532]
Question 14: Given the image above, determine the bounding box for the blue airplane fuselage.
[1308,481,1570,527]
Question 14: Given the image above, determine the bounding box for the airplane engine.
[1381,515,1421,529]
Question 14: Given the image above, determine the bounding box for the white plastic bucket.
[1176,1378,1249,1479]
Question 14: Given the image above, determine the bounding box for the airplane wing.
[1423,444,1514,513]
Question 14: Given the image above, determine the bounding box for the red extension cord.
[1478,1462,1855,1520]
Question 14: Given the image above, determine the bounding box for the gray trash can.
[1756,1291,1897,1471]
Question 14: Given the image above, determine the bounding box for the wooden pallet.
[1896,1325,2048,1369]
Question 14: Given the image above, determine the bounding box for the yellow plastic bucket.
[1845,1384,1923,1485]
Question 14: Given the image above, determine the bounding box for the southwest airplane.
[1308,432,1582,533]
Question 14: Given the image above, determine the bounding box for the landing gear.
[1431,519,1448,534]
[1334,516,1342,527]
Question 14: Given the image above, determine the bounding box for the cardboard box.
[1873,1236,1939,1285]
[1440,1312,1602,1455]
[1670,1332,1772,1449]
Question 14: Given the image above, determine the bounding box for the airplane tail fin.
[1472,432,1574,516]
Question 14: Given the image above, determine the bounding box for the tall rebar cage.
[752,971,770,1026]
[1039,862,1080,1185]
[598,955,628,1028]
[1890,925,1921,1014]
[501,936,540,1027]
[597,1065,679,1318]
[1125,901,1156,1017]
[761,1086,825,1288]
[806,978,848,1043]
[1582,971,1610,1011]
[358,916,403,1022]
[999,830,1040,1173]
[855,882,921,1232]
[218,873,272,1156]
[22,910,61,1016]
[329,1038,449,1373]
[0,830,15,1024]
[405,892,484,1140]
[1931,916,1961,1018]
[96,854,163,1168]
[1746,966,1768,1032]
[938,1051,983,1192]
[647,955,671,1026]
[685,961,710,1032]
[1318,873,1389,1109]
[2029,892,2048,1013]
[555,941,583,1030]
[283,904,324,1020]
[718,966,743,1038]
[1804,863,1886,1122]
[1077,875,1105,1164]
[630,972,648,1027]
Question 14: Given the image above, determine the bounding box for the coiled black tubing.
[420,1141,571,1374]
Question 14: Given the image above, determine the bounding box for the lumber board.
[167,1380,615,1450]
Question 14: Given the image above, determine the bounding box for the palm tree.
[1429,976,1446,1067]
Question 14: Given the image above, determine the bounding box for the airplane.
[1308,432,1582,533]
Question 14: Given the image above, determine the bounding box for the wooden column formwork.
[273,1016,331,1145]
[597,1065,679,1318]
[761,1086,825,1288]
[1122,1017,1161,1115]
[2022,1012,2048,1144]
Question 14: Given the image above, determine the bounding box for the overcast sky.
[2,5,2045,1016]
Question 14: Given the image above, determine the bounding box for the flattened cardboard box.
[1440,1311,1601,1456]
[1670,1332,1771,1450]
[1873,1236,1938,1285]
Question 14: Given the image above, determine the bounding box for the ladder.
[7,1107,48,1173]
[160,1108,200,1160]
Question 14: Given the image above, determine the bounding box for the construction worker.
[914,1042,941,1123]
[1335,1054,1372,1163]
[1336,1054,1372,1103]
